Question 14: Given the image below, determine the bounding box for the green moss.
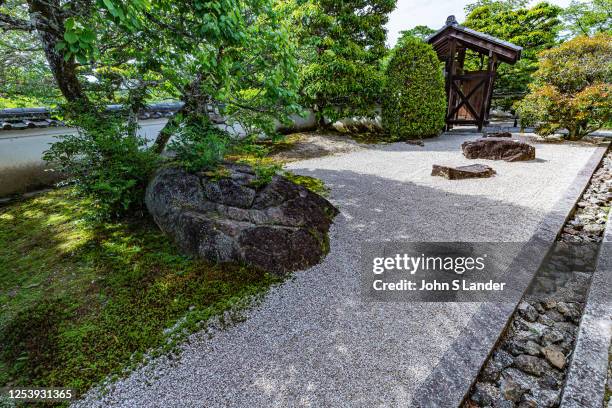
[283,172,330,197]
[344,131,394,145]
[0,189,281,398]
[256,134,302,155]
[225,135,302,168]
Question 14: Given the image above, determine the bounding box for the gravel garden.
[1,0,611,407]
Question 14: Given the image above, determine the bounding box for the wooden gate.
[428,16,522,131]
[448,71,492,125]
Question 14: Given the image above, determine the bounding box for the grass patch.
[0,189,280,398]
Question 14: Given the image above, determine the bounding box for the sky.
[385,0,574,46]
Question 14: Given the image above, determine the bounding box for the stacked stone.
[467,278,589,408]
[562,153,612,243]
[465,149,612,408]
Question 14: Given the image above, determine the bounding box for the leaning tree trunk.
[27,0,88,104]
[151,109,185,154]
[152,75,209,154]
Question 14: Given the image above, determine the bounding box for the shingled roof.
[0,103,183,131]
[427,16,522,64]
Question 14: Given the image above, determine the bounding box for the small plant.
[168,116,232,172]
[382,37,447,140]
[517,34,612,140]
[250,163,282,188]
[43,107,158,219]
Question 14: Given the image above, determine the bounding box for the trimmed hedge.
[382,37,446,139]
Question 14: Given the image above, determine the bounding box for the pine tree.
[294,0,396,125]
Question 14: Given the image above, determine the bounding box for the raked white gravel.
[74,134,599,408]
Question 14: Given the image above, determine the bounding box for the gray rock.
[541,328,565,346]
[482,350,515,382]
[584,223,604,234]
[472,382,500,406]
[506,340,542,357]
[538,313,557,327]
[513,355,550,376]
[500,368,539,402]
[541,345,566,369]
[556,302,581,321]
[517,302,539,322]
[543,298,557,310]
[520,388,560,408]
[523,322,548,339]
[493,400,515,408]
[145,165,338,275]
[539,373,560,389]
[545,309,566,322]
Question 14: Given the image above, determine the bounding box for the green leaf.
[80,30,96,43]
[64,31,79,44]
[65,18,75,30]
[76,54,88,65]
[103,0,117,15]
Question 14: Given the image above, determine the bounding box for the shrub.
[382,37,446,140]
[517,34,612,140]
[168,116,231,173]
[43,109,159,219]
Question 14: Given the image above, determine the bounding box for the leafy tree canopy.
[397,25,436,43]
[464,0,528,13]
[288,0,396,124]
[562,0,612,37]
[463,0,563,109]
[517,34,612,140]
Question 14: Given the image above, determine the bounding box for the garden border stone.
[560,214,612,408]
[412,143,609,407]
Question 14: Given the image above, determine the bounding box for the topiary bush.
[517,34,612,140]
[382,37,446,140]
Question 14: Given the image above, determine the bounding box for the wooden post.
[446,38,457,130]
[457,48,466,71]
[478,53,497,132]
[484,60,500,126]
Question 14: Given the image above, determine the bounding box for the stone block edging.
[560,212,612,408]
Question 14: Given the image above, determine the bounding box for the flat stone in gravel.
[431,163,496,179]
[74,134,600,408]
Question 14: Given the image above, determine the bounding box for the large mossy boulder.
[145,164,338,275]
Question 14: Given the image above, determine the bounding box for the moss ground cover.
[0,189,280,398]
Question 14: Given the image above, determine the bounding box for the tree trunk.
[152,75,209,154]
[27,0,88,104]
[151,109,184,154]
